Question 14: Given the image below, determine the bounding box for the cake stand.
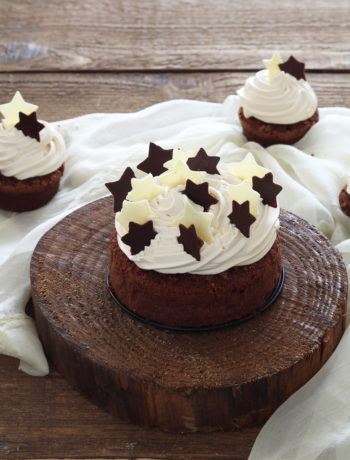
[30,196,347,432]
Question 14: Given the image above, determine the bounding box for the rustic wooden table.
[1,1,350,458]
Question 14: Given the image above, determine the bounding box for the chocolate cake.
[239,107,319,148]
[237,53,319,147]
[0,91,66,212]
[106,144,283,328]
[339,185,350,217]
[109,229,282,327]
[0,165,64,212]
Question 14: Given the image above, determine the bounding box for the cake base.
[238,107,319,147]
[109,229,282,328]
[107,268,285,331]
[30,196,347,432]
[0,164,64,212]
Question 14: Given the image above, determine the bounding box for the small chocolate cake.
[0,91,66,212]
[109,228,282,328]
[106,145,283,329]
[239,108,319,148]
[0,164,64,212]
[237,54,318,147]
[339,185,350,217]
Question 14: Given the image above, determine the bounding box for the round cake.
[107,143,283,328]
[0,91,65,212]
[339,170,350,217]
[237,53,319,147]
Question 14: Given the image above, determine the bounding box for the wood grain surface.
[0,73,349,122]
[0,357,259,459]
[1,0,350,458]
[1,0,350,71]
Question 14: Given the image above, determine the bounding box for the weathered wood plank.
[0,72,348,122]
[0,0,350,71]
[0,354,259,459]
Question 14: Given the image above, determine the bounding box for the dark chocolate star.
[279,55,306,80]
[105,167,135,212]
[182,179,218,212]
[137,142,173,176]
[177,224,203,261]
[14,111,44,142]
[252,173,282,207]
[228,200,256,238]
[121,220,157,255]
[187,148,220,175]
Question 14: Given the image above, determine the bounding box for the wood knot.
[0,42,48,62]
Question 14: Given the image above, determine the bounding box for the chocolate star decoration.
[137,142,173,176]
[187,148,220,175]
[279,55,306,80]
[121,220,157,255]
[105,167,135,212]
[177,224,204,261]
[182,179,218,212]
[228,200,256,238]
[252,173,282,207]
[14,111,44,142]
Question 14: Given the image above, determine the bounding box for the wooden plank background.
[1,0,350,71]
[0,355,258,459]
[0,73,349,121]
[0,0,350,458]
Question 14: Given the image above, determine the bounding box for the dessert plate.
[30,196,347,432]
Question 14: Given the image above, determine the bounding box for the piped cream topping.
[346,169,350,194]
[237,69,318,125]
[115,168,280,275]
[0,121,65,180]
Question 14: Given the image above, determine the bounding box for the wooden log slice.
[30,196,348,432]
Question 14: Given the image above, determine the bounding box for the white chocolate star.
[163,148,195,170]
[173,200,213,244]
[159,160,205,188]
[126,174,163,202]
[228,180,260,217]
[0,91,38,128]
[226,152,269,186]
[116,200,152,231]
[263,52,283,81]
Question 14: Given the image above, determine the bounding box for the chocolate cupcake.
[237,53,319,147]
[339,169,350,217]
[107,144,283,328]
[0,92,65,212]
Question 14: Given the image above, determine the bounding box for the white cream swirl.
[346,169,350,194]
[0,121,65,180]
[237,69,318,124]
[115,169,280,275]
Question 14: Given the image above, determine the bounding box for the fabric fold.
[0,315,49,376]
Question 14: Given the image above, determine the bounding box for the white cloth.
[0,95,350,457]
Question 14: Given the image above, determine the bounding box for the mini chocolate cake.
[0,164,64,212]
[339,185,350,217]
[109,228,282,327]
[239,107,319,148]
[237,54,319,147]
[0,91,66,212]
[106,145,283,328]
